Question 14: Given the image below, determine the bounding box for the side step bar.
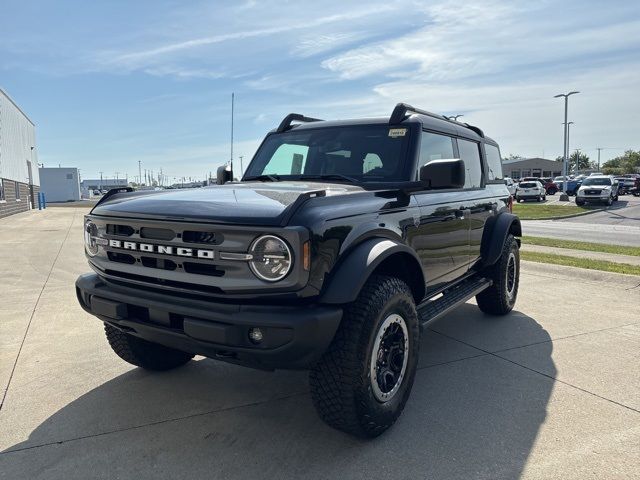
[418,276,492,325]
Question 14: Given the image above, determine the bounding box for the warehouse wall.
[0,179,32,218]
[39,167,81,202]
[0,88,39,187]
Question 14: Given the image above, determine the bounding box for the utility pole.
[230,92,235,175]
[554,91,580,201]
[99,171,103,190]
[239,155,244,178]
[138,160,142,187]
[596,147,603,171]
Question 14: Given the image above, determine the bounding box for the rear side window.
[419,131,455,164]
[485,144,503,181]
[457,139,482,188]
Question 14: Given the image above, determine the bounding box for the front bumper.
[578,192,610,202]
[76,273,342,370]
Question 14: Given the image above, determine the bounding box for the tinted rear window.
[485,144,503,181]
[519,182,537,188]
[457,139,483,188]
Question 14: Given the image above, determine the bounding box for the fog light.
[248,328,263,344]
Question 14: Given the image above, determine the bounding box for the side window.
[484,144,503,181]
[263,144,309,175]
[457,139,483,188]
[0,179,5,201]
[419,131,455,166]
[15,182,21,200]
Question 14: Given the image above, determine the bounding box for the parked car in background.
[627,174,640,196]
[92,190,101,196]
[615,176,635,195]
[504,177,517,196]
[576,175,619,206]
[516,180,546,202]
[554,178,582,196]
[539,177,558,195]
[520,176,558,195]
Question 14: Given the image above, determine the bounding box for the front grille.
[140,227,175,240]
[585,190,600,195]
[183,262,224,277]
[141,256,177,271]
[104,269,225,294]
[106,224,134,236]
[183,230,222,244]
[108,252,136,264]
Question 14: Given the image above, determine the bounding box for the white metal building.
[39,167,81,202]
[0,87,40,218]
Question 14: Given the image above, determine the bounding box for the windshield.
[244,125,412,183]
[582,177,612,186]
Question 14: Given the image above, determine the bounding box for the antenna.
[230,92,234,174]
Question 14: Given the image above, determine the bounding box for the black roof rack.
[276,113,323,133]
[389,102,484,138]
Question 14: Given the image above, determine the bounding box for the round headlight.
[84,220,99,256]
[249,235,292,282]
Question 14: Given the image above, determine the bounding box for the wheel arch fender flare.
[480,213,522,266]
[319,238,425,305]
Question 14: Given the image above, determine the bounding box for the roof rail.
[389,102,484,137]
[276,113,323,133]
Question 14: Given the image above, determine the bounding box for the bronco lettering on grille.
[108,239,215,259]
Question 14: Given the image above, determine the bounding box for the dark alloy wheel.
[476,234,520,315]
[370,314,409,402]
[309,275,419,438]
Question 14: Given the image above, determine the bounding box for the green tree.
[555,151,593,172]
[602,150,640,175]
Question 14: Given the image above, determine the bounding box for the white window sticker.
[388,128,407,138]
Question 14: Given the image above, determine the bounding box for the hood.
[91,182,364,225]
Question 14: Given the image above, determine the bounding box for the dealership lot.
[1,208,639,480]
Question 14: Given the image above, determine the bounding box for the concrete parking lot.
[1,208,639,479]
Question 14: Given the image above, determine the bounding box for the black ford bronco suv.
[76,103,521,437]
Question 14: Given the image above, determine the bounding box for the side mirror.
[216,165,232,185]
[419,159,465,189]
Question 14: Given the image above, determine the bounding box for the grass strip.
[521,251,640,276]
[523,236,640,257]
[512,203,596,219]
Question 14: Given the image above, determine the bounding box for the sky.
[1,0,639,183]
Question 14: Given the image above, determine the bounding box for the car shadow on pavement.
[2,305,555,480]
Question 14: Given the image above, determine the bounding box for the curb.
[521,207,605,221]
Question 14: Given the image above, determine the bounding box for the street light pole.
[567,121,574,173]
[554,91,580,201]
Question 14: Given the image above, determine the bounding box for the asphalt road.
[522,195,640,246]
[1,208,639,480]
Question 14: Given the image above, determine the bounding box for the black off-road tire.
[105,324,194,371]
[476,234,520,315]
[576,199,585,206]
[309,275,420,438]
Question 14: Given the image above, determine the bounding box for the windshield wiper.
[300,174,360,184]
[243,174,281,182]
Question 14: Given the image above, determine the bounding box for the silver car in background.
[575,175,619,206]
